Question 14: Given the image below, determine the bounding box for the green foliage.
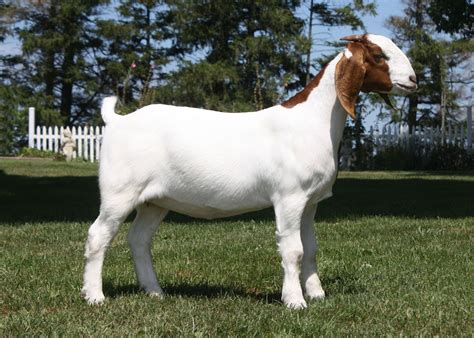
[426,145,474,170]
[2,0,109,125]
[372,145,419,170]
[371,144,474,171]
[17,147,66,161]
[155,61,248,111]
[96,0,168,107]
[0,86,28,155]
[427,0,473,38]
[311,0,376,29]
[18,147,55,158]
[161,0,309,111]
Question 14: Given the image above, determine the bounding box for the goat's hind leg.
[128,204,168,298]
[82,209,128,304]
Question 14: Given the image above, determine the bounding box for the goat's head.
[335,34,417,118]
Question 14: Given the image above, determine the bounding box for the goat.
[82,34,417,309]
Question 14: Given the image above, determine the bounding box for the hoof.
[283,295,307,310]
[81,288,105,305]
[307,288,326,301]
[148,290,165,300]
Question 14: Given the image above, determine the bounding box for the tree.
[1,0,109,125]
[154,0,309,112]
[96,0,169,111]
[427,0,473,39]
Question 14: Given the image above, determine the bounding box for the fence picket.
[89,126,94,162]
[95,126,101,160]
[42,126,47,151]
[77,126,83,159]
[47,126,53,151]
[35,126,41,149]
[53,126,59,152]
[84,126,89,161]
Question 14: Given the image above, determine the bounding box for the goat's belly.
[149,196,270,220]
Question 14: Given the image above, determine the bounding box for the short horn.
[340,34,366,42]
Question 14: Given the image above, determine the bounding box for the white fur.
[366,34,417,95]
[344,48,353,59]
[82,34,415,309]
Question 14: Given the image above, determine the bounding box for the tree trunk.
[44,51,55,100]
[407,94,418,130]
[60,46,75,122]
[44,4,57,105]
[406,0,424,130]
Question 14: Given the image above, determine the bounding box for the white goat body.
[99,99,337,220]
[82,34,417,309]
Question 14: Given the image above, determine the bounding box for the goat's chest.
[269,135,338,203]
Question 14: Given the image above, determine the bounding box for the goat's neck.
[299,54,347,152]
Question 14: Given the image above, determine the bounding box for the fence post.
[467,106,472,149]
[28,107,35,148]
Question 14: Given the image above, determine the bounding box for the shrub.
[371,144,474,171]
[426,145,474,170]
[18,148,66,161]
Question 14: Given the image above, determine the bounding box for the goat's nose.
[409,75,417,85]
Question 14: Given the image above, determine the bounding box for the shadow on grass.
[1,169,473,224]
[103,272,365,303]
[103,281,281,304]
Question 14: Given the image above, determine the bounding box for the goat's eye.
[375,53,388,62]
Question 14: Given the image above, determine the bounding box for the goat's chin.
[391,83,417,96]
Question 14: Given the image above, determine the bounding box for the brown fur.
[335,43,366,118]
[335,35,393,118]
[282,34,393,118]
[281,65,327,108]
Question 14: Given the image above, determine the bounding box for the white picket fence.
[28,108,104,162]
[369,122,473,152]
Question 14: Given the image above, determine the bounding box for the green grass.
[0,158,472,335]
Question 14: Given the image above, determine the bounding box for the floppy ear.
[335,43,366,119]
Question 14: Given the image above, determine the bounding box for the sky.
[309,0,404,48]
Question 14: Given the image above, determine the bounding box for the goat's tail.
[101,96,120,125]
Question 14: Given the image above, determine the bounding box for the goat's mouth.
[394,82,417,93]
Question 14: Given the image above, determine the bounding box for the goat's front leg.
[274,198,307,309]
[300,203,325,300]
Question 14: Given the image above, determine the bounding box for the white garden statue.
[61,128,76,161]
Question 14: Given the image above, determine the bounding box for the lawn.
[0,159,472,335]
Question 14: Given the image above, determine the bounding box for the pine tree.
[154,0,309,112]
[1,0,109,125]
[427,0,473,39]
[95,0,169,111]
